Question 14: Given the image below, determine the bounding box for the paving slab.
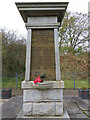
[0,99,9,107]
[64,96,90,120]
[1,96,23,119]
[63,90,78,97]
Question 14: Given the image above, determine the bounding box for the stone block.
[23,89,63,102]
[23,101,63,116]
[33,102,55,116]
[22,80,64,89]
[28,17,57,23]
[56,102,63,115]
[17,107,70,119]
[23,103,33,116]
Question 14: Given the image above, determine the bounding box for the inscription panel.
[30,29,56,81]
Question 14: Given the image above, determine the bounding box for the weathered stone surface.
[25,29,31,81]
[33,102,55,116]
[16,2,68,23]
[28,17,57,23]
[30,29,56,81]
[23,101,63,116]
[56,102,63,115]
[22,80,64,89]
[54,29,61,80]
[17,108,70,119]
[23,89,63,102]
[23,103,33,116]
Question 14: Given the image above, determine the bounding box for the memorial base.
[16,108,70,120]
[21,80,65,116]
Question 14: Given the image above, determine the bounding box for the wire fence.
[61,71,88,89]
[2,71,89,89]
[2,73,24,89]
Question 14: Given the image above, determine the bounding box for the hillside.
[60,53,88,81]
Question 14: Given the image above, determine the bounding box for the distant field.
[1,76,89,89]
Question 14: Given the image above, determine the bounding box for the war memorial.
[16,2,70,119]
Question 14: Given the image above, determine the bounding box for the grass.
[63,79,89,89]
[2,76,24,88]
[1,76,89,89]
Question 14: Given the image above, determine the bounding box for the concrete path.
[1,96,22,119]
[64,90,90,120]
[64,96,90,120]
[0,99,9,107]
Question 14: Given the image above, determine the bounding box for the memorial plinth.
[22,80,64,116]
[16,2,69,117]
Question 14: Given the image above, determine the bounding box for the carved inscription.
[30,29,56,81]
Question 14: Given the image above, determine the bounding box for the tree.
[1,28,26,76]
[59,12,88,55]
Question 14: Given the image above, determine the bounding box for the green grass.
[63,79,89,89]
[1,76,89,89]
[2,76,24,88]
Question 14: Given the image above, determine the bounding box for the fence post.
[73,72,75,90]
[16,72,17,89]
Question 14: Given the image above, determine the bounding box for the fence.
[2,73,24,89]
[61,71,88,89]
[2,72,89,89]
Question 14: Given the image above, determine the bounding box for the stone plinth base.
[23,101,63,116]
[22,80,64,116]
[16,108,70,120]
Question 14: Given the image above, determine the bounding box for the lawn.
[63,79,88,89]
[1,76,89,89]
[2,76,24,88]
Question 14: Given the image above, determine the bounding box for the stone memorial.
[16,2,69,119]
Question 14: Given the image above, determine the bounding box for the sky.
[0,0,89,36]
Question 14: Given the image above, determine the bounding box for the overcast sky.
[0,0,89,36]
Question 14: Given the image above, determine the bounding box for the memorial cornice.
[15,2,68,23]
[25,23,60,29]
